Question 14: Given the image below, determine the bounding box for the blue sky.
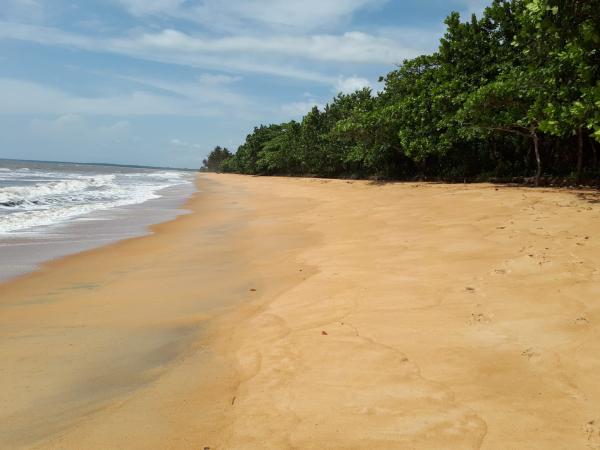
[0,0,490,168]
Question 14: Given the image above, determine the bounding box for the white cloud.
[460,0,492,18]
[29,114,131,143]
[334,76,372,94]
[127,28,416,65]
[0,78,246,117]
[281,75,374,119]
[281,99,325,118]
[115,0,386,32]
[0,21,423,85]
[0,21,331,83]
[114,0,186,16]
[114,73,249,110]
[169,138,202,150]
[1,0,46,22]
[196,73,242,85]
[0,21,97,49]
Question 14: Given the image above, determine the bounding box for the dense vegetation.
[200,146,232,172]
[207,0,600,185]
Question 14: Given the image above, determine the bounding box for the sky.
[0,0,490,169]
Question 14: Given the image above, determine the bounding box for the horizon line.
[0,157,198,172]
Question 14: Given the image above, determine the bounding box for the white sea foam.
[0,175,115,206]
[0,168,192,234]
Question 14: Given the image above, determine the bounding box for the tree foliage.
[209,0,600,184]
[200,146,232,172]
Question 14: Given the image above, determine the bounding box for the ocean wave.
[122,171,187,181]
[0,175,116,206]
[0,169,193,233]
[0,190,160,233]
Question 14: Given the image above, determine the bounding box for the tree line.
[204,0,600,185]
[200,146,232,172]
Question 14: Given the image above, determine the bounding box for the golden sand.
[1,173,599,449]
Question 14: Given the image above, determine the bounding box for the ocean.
[0,159,196,282]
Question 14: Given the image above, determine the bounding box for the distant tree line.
[200,146,232,172]
[206,0,600,185]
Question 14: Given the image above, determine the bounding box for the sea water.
[0,159,196,282]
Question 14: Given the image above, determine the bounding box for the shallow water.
[0,159,196,282]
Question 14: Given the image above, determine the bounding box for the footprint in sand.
[521,347,542,362]
[469,312,491,325]
[585,420,600,449]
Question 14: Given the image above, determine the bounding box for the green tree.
[518,0,600,181]
[214,0,600,185]
[201,146,233,172]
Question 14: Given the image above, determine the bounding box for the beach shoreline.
[0,160,197,284]
[1,173,600,449]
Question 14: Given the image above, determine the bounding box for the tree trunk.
[576,127,584,184]
[531,130,541,186]
[589,135,597,170]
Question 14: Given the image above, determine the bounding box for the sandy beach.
[1,173,600,449]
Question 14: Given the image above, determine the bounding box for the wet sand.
[1,174,600,449]
[0,181,196,283]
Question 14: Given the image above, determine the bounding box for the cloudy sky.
[0,0,489,168]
